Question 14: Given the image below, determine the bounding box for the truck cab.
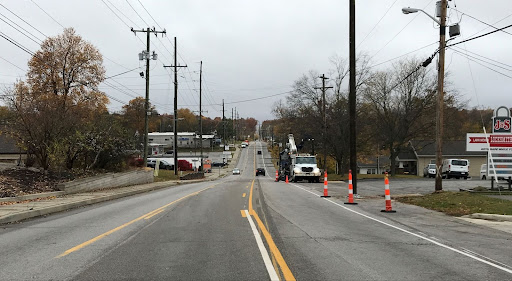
[291,155,321,183]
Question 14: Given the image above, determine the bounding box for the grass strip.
[396,191,512,216]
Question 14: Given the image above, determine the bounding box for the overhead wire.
[357,0,399,48]
[0,12,43,44]
[30,0,65,29]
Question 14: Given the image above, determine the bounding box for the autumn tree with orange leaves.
[6,28,110,170]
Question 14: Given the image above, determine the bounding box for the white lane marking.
[289,183,512,275]
[244,210,279,281]
[461,247,512,270]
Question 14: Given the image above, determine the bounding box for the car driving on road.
[256,168,265,176]
[232,168,241,175]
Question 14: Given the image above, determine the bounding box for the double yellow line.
[249,143,295,280]
[56,185,216,258]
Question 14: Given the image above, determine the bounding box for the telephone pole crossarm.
[130,27,166,167]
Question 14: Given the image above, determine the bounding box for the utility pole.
[222,99,226,146]
[231,108,234,143]
[163,37,187,175]
[435,0,448,192]
[349,0,358,195]
[131,27,166,167]
[315,74,333,170]
[234,107,237,142]
[199,61,203,171]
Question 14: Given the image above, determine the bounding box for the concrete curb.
[466,213,512,222]
[0,176,218,225]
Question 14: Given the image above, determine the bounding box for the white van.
[442,159,469,179]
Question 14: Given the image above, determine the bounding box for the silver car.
[232,168,241,175]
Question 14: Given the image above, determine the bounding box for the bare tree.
[363,58,437,175]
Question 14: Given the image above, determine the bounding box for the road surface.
[0,142,511,280]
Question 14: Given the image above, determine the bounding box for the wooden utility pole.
[435,0,448,192]
[130,27,166,167]
[199,61,203,171]
[315,74,333,170]
[222,99,226,146]
[163,37,186,175]
[349,0,357,194]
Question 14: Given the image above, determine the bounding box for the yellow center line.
[56,184,217,258]
[249,178,295,281]
[240,210,247,217]
[144,209,165,220]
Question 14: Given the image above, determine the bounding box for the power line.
[105,67,140,79]
[357,0,399,48]
[30,0,65,29]
[0,56,26,72]
[454,8,512,36]
[0,12,43,44]
[125,0,149,27]
[452,50,512,80]
[447,23,512,48]
[0,32,34,55]
[0,4,47,38]
[449,48,512,72]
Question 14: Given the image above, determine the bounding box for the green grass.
[396,191,512,216]
[154,170,181,182]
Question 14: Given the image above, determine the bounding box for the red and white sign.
[467,133,512,151]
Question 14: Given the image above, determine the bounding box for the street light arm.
[402,7,441,25]
[419,9,441,25]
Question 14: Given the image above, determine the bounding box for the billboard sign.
[467,133,512,152]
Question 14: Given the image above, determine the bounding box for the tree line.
[1,28,257,172]
[262,54,495,175]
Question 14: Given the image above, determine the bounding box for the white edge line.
[289,184,512,275]
[244,210,280,281]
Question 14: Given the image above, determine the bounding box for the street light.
[402,1,447,192]
[401,7,440,24]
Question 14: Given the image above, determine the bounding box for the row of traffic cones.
[277,169,395,212]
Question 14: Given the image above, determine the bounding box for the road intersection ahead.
[0,142,511,280]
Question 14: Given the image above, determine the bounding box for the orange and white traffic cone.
[275,170,279,182]
[321,171,331,198]
[285,175,289,184]
[344,170,358,205]
[381,173,396,213]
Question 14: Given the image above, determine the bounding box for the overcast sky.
[1,0,511,123]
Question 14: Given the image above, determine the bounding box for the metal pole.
[435,0,447,192]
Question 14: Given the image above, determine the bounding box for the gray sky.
[1,0,511,123]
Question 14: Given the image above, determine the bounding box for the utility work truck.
[278,134,321,183]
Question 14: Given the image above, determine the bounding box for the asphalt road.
[0,141,511,280]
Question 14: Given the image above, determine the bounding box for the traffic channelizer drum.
[275,170,279,182]
[321,171,331,198]
[285,175,289,184]
[344,170,358,205]
[381,173,396,213]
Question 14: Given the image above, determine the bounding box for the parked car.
[233,168,241,175]
[178,159,193,171]
[212,162,226,167]
[442,159,469,179]
[241,143,247,148]
[423,164,436,178]
[147,159,173,170]
[256,168,265,176]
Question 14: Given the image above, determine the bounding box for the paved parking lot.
[301,177,510,197]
